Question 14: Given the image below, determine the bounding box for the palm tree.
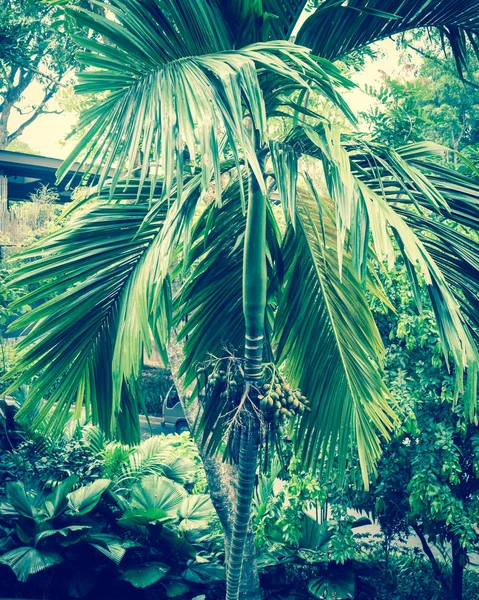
[6,1,479,598]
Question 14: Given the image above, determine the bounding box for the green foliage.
[0,429,224,598]
[7,2,479,491]
[355,543,479,600]
[0,476,118,582]
[0,0,84,147]
[362,48,479,172]
[141,366,176,416]
[252,459,366,599]
[0,421,104,488]
[297,0,479,77]
[103,432,203,492]
[368,398,479,551]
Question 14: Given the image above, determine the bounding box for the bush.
[355,543,479,600]
[0,424,225,599]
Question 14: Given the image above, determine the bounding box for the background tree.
[0,0,86,151]
[347,263,479,600]
[363,39,479,169]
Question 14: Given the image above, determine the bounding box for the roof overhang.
[0,150,90,202]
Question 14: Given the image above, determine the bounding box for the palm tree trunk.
[225,144,266,600]
[168,333,261,599]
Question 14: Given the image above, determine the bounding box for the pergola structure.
[0,150,86,205]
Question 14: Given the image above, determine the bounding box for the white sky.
[11,39,414,159]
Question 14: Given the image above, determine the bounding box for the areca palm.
[6,1,479,599]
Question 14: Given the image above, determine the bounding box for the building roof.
[0,150,90,202]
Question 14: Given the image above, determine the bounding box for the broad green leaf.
[182,559,225,584]
[0,547,63,582]
[130,475,186,518]
[6,482,37,519]
[35,525,90,545]
[178,495,215,531]
[67,479,111,515]
[121,562,170,588]
[308,567,355,600]
[164,578,191,598]
[43,477,78,519]
[83,533,126,564]
[118,508,174,530]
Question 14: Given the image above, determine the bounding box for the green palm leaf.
[130,475,187,517]
[61,0,354,200]
[286,127,479,416]
[6,189,169,441]
[178,494,216,531]
[0,547,63,582]
[297,0,479,79]
[275,193,396,482]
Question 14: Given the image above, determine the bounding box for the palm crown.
[6,1,479,598]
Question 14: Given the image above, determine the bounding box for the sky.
[10,39,412,160]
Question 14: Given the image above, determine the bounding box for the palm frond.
[274,193,396,483]
[289,126,479,416]
[62,0,353,200]
[6,186,169,442]
[217,0,309,45]
[114,436,198,489]
[297,0,479,79]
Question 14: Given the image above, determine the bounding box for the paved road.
[139,415,165,439]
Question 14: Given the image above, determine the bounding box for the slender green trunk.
[226,417,260,599]
[243,156,267,383]
[225,146,266,600]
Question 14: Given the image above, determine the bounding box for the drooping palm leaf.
[6,186,170,442]
[287,126,479,415]
[395,208,479,349]
[274,192,396,482]
[61,0,353,202]
[297,0,479,78]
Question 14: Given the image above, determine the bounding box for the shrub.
[0,426,224,599]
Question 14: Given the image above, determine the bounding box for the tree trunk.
[411,523,450,593]
[168,340,261,600]
[0,120,9,150]
[0,100,13,151]
[225,139,266,600]
[167,135,266,600]
[226,415,260,600]
[451,538,465,600]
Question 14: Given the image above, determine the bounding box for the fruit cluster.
[258,373,310,423]
[197,358,245,405]
[206,368,242,398]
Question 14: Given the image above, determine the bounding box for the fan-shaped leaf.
[0,546,63,582]
[121,562,170,588]
[178,495,215,531]
[308,567,355,600]
[130,475,186,518]
[67,479,111,515]
[182,559,225,584]
[118,508,174,530]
